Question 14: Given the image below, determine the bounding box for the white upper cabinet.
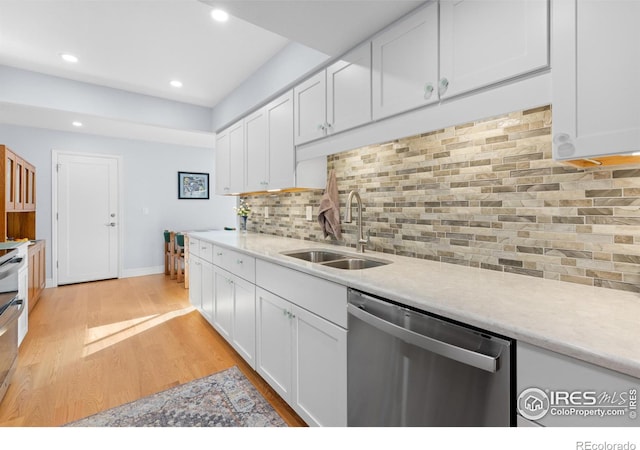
[214,129,230,195]
[295,42,372,145]
[552,0,640,160]
[326,42,372,135]
[265,91,295,190]
[372,2,439,121]
[439,0,549,99]
[215,120,245,195]
[245,91,296,192]
[244,107,268,192]
[294,71,327,145]
[227,120,245,194]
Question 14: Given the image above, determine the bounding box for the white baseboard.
[122,266,165,278]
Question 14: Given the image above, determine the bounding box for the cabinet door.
[294,71,327,145]
[214,129,230,195]
[372,2,439,120]
[228,120,245,194]
[37,241,45,291]
[439,0,548,99]
[244,107,268,192]
[14,157,24,211]
[327,42,372,135]
[266,90,295,190]
[213,268,233,340]
[552,0,640,160]
[256,287,293,401]
[201,260,215,323]
[188,256,203,312]
[23,163,36,211]
[231,275,256,369]
[5,150,16,211]
[292,305,347,427]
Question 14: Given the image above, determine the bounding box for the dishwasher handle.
[347,303,501,373]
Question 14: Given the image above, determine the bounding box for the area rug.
[65,366,287,427]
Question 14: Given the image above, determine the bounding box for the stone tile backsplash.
[243,105,640,293]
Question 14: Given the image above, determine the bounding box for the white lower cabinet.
[189,254,215,323]
[517,342,640,427]
[213,266,257,369]
[256,287,347,427]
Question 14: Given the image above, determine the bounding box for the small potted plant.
[234,199,251,232]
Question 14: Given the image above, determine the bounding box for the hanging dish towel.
[317,170,342,239]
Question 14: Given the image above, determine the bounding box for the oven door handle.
[0,298,24,337]
[347,303,501,373]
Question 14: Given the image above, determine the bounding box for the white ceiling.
[0,0,290,107]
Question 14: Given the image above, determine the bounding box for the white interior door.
[56,153,119,285]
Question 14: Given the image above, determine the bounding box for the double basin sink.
[281,249,391,270]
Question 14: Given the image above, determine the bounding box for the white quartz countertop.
[188,230,640,379]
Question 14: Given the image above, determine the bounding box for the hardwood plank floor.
[0,274,306,427]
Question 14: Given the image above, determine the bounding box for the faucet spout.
[345,190,368,253]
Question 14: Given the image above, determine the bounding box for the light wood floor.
[0,274,306,427]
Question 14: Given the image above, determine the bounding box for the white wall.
[0,65,213,132]
[0,123,236,282]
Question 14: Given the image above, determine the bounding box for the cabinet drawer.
[188,237,200,258]
[198,241,214,263]
[214,246,255,283]
[256,259,347,329]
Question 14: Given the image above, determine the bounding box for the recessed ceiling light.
[60,53,79,63]
[210,9,229,22]
[170,80,183,88]
[72,121,83,127]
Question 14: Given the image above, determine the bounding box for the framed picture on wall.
[178,171,209,199]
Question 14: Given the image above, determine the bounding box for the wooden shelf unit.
[1,145,36,241]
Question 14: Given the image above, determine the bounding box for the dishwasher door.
[347,289,513,427]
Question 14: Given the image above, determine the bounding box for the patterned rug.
[65,366,287,427]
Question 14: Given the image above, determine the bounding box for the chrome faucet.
[345,190,368,253]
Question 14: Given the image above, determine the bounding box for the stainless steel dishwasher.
[347,288,513,426]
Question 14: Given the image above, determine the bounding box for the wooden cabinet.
[372,2,439,121]
[439,0,548,99]
[246,91,296,192]
[552,0,640,160]
[1,145,37,242]
[517,342,640,427]
[256,287,347,427]
[27,240,46,313]
[295,43,372,145]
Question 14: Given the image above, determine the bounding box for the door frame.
[51,150,124,287]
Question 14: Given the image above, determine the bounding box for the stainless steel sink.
[321,258,389,270]
[281,249,391,270]
[282,249,347,263]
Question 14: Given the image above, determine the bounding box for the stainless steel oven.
[0,249,25,404]
[347,288,513,426]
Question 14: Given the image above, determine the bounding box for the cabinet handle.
[317,123,326,131]
[438,78,449,96]
[553,133,577,158]
[325,122,332,129]
[237,259,243,265]
[217,252,223,256]
[424,82,434,99]
[201,246,207,250]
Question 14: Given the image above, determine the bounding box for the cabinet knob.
[216,252,223,256]
[325,122,332,129]
[424,82,434,99]
[438,78,449,96]
[317,123,326,131]
[237,259,243,265]
[553,133,576,158]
